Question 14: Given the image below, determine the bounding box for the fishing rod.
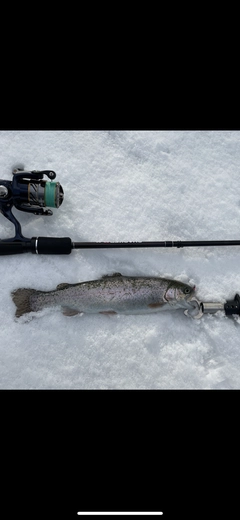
[1,168,240,256]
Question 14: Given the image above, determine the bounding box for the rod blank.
[72,240,240,249]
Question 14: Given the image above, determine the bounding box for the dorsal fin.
[57,283,71,290]
[101,272,123,279]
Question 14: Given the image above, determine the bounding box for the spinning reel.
[0,167,63,218]
[0,168,70,254]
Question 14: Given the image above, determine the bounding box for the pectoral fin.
[99,310,117,315]
[148,302,165,308]
[61,307,82,316]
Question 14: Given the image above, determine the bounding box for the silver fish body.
[11,273,195,318]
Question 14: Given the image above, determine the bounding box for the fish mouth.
[176,298,195,310]
[182,299,197,310]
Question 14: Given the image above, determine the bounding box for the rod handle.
[0,238,72,255]
[0,241,32,255]
[34,237,72,254]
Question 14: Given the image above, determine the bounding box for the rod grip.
[0,241,32,255]
[34,237,72,254]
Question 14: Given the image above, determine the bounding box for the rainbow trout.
[11,272,195,318]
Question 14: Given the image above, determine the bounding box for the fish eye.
[184,287,191,294]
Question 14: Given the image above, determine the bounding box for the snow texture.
[1,130,240,389]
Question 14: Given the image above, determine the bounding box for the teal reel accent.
[44,181,63,208]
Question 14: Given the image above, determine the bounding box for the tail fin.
[11,288,38,318]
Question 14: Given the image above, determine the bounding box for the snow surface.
[1,130,240,389]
